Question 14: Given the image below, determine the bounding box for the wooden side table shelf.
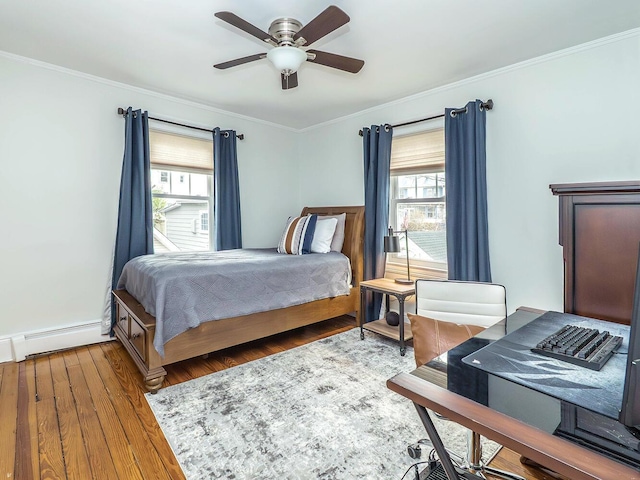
[359,278,415,356]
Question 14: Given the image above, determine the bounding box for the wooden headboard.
[301,206,365,287]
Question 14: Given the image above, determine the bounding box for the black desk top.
[413,308,640,468]
[462,310,629,419]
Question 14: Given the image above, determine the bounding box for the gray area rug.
[146,329,500,479]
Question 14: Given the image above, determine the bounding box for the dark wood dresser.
[551,181,640,325]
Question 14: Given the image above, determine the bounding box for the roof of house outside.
[161,199,208,213]
[153,227,179,253]
[408,231,447,263]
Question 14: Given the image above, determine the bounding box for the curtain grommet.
[450,107,468,118]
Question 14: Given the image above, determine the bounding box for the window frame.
[151,169,214,251]
[149,128,215,252]
[387,127,448,277]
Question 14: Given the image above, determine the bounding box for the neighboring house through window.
[388,127,447,278]
[149,129,214,252]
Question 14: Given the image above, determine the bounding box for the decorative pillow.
[277,214,317,255]
[301,215,317,254]
[408,313,485,367]
[311,217,338,253]
[318,213,347,252]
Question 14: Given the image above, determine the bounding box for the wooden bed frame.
[112,206,364,392]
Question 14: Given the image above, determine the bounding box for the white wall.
[296,32,640,314]
[0,53,299,347]
[2,31,639,357]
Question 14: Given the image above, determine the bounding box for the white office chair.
[411,279,523,480]
[415,279,506,329]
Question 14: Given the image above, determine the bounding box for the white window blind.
[390,128,444,175]
[149,130,213,171]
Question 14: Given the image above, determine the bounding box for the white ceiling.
[2,0,640,129]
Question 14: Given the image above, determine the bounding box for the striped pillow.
[277,214,317,255]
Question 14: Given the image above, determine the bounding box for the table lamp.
[384,226,412,285]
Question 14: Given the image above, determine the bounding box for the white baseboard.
[0,338,12,363]
[0,319,114,363]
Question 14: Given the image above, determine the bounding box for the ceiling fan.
[213,5,365,90]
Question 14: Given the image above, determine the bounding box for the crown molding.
[0,50,298,133]
[3,26,639,135]
[298,27,640,134]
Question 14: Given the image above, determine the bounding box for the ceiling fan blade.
[215,11,278,46]
[214,53,265,70]
[293,6,350,46]
[306,50,364,74]
[281,72,299,90]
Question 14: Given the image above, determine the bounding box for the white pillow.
[311,217,338,253]
[318,213,346,252]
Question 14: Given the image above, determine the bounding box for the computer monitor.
[619,244,640,431]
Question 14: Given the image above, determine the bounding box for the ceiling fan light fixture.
[267,46,307,75]
[214,7,364,89]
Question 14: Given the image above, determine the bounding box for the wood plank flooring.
[1,317,555,479]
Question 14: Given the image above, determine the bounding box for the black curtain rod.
[358,99,493,137]
[117,107,244,140]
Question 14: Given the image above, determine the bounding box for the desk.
[387,308,640,480]
[359,278,414,356]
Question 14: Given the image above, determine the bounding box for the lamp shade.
[384,227,413,285]
[266,46,307,73]
[384,235,401,253]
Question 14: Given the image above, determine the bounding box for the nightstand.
[359,278,415,356]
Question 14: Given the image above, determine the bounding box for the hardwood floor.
[1,316,555,479]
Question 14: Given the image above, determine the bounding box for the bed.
[112,206,364,392]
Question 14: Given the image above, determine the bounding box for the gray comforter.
[117,248,352,355]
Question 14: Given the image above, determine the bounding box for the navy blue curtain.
[213,128,242,250]
[111,107,153,333]
[362,124,393,323]
[445,100,491,282]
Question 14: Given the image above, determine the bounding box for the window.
[149,130,214,253]
[388,128,447,275]
[199,211,209,232]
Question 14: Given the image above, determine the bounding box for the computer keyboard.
[531,324,623,371]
